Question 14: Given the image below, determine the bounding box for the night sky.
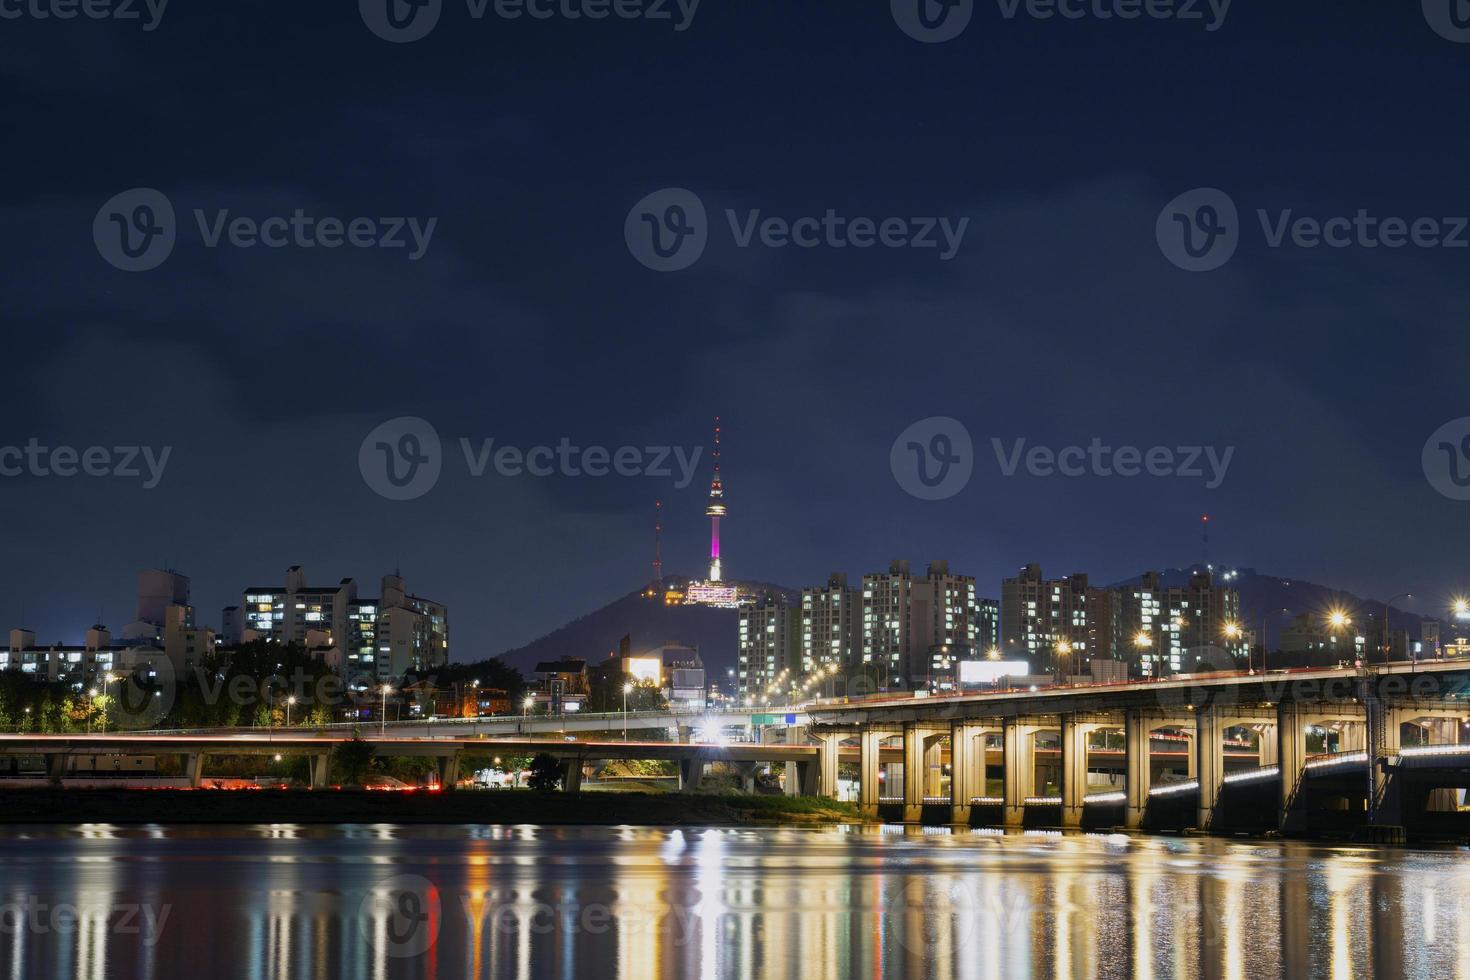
[2,1,1468,657]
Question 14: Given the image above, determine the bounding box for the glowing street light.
[380,685,393,736]
[102,672,116,732]
[1055,640,1073,683]
[623,681,634,741]
[286,695,297,729]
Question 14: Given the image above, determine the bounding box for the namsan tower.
[705,417,726,582]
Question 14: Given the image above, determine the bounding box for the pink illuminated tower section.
[705,417,726,582]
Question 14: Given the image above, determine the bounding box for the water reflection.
[0,823,1467,979]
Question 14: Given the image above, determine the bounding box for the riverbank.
[0,788,862,826]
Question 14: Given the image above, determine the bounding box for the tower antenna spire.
[652,499,663,586]
[705,416,726,582]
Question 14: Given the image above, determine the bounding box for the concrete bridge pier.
[1003,719,1038,827]
[1060,716,1100,828]
[858,729,885,817]
[1195,708,1225,831]
[783,758,819,797]
[814,733,841,799]
[1426,717,1465,811]
[1124,711,1151,829]
[903,725,945,820]
[734,761,759,793]
[1256,723,1278,766]
[308,753,330,790]
[949,722,988,825]
[46,754,66,784]
[1277,703,1309,832]
[437,754,461,791]
[183,753,205,789]
[563,758,585,793]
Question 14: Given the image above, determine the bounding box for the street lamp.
[1382,593,1413,665]
[1133,631,1153,678]
[380,685,392,737]
[623,681,634,741]
[1055,640,1073,683]
[1259,608,1290,673]
[87,688,99,734]
[286,695,296,729]
[103,672,116,731]
[1221,622,1243,669]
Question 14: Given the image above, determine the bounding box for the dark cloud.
[0,2,1467,651]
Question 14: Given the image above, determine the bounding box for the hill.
[1118,565,1438,647]
[496,577,797,677]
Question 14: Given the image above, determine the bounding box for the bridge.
[803,658,1470,838]
[0,732,820,794]
[8,660,1470,839]
[341,706,812,738]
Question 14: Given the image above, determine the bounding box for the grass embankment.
[0,788,861,827]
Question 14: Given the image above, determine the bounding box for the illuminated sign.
[625,656,662,684]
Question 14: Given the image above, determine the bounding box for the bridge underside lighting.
[1399,744,1470,757]
[1084,791,1126,803]
[1149,780,1200,797]
[1304,752,1368,770]
[1222,765,1279,784]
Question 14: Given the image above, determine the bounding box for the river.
[0,823,1464,979]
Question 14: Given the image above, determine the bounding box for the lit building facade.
[233,567,447,682]
[858,560,986,691]
[801,573,861,675]
[738,596,800,700]
[1001,564,1117,676]
[1118,570,1244,676]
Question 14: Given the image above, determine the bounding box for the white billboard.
[625,656,662,685]
[958,660,1031,685]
